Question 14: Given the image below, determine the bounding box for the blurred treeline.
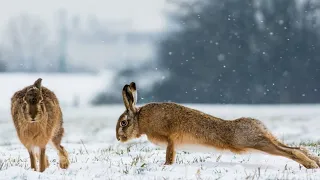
[139,0,320,104]
[2,0,320,104]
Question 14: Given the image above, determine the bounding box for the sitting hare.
[116,82,320,169]
[11,78,69,172]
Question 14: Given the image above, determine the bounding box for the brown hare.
[116,82,320,169]
[11,78,69,172]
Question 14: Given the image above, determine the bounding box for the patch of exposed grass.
[299,140,320,147]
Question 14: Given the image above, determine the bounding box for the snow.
[0,103,320,179]
[0,72,114,109]
[1,73,320,179]
[0,72,162,109]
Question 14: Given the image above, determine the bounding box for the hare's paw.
[299,146,320,167]
[304,161,319,169]
[314,158,320,167]
[59,157,70,169]
[30,167,37,171]
[164,161,174,165]
[308,155,320,167]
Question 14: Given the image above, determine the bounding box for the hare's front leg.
[164,139,176,165]
[39,148,48,172]
[28,150,36,171]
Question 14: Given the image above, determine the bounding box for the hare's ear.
[34,78,42,89]
[122,84,130,110]
[122,84,136,113]
[129,82,137,105]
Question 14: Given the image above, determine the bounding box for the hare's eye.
[120,120,128,127]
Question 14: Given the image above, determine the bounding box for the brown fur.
[116,82,320,169]
[11,78,69,172]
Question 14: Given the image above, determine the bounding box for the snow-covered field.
[0,104,320,179]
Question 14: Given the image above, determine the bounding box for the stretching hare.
[11,78,69,172]
[116,82,320,169]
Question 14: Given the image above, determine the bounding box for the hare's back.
[41,87,62,117]
[11,87,28,104]
[11,85,59,103]
[11,86,32,115]
[41,87,60,104]
[139,102,216,130]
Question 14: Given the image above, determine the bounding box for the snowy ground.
[0,104,320,179]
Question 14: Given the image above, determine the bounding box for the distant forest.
[94,0,320,105]
[2,0,320,104]
[149,0,320,104]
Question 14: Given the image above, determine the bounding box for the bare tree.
[3,13,50,72]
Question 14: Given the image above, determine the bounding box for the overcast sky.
[0,0,168,33]
[0,0,174,71]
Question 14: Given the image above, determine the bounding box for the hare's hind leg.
[51,128,69,169]
[254,139,318,169]
[277,142,320,167]
[299,146,320,166]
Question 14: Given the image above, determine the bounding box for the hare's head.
[116,82,140,142]
[22,78,46,123]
